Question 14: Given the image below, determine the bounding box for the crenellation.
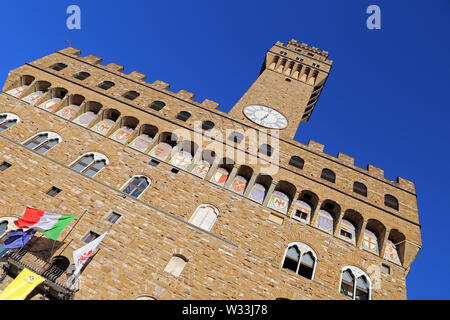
[200,99,220,110]
[307,140,325,152]
[176,89,195,100]
[367,164,385,180]
[152,80,170,90]
[127,71,147,81]
[105,62,125,72]
[396,177,416,194]
[58,46,81,56]
[337,152,355,166]
[82,54,103,65]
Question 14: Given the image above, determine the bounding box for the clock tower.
[228,39,333,140]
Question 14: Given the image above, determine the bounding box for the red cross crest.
[175,154,188,166]
[364,236,377,250]
[30,94,41,102]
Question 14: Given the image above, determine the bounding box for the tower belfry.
[228,39,332,140]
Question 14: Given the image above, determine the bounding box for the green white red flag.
[14,207,76,240]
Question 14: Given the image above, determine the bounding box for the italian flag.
[14,207,77,240]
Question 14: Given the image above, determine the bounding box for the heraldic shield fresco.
[362,229,379,254]
[249,183,266,204]
[56,104,81,120]
[229,175,248,195]
[268,191,290,214]
[22,91,44,105]
[191,160,211,178]
[73,111,97,127]
[92,119,115,135]
[6,85,28,97]
[128,134,153,152]
[210,167,229,186]
[383,240,401,265]
[149,142,173,161]
[38,98,61,112]
[110,126,134,144]
[170,151,193,170]
[315,209,334,234]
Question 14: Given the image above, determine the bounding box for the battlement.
[51,46,414,194]
[301,140,416,194]
[57,47,223,112]
[274,39,331,63]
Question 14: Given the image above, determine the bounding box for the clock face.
[243,105,288,129]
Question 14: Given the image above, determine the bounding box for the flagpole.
[61,209,88,243]
[45,201,69,260]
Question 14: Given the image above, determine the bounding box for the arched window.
[110,116,139,144]
[98,81,115,90]
[338,219,356,244]
[128,124,158,152]
[228,131,244,144]
[289,156,304,169]
[353,182,367,197]
[92,109,120,135]
[22,80,50,105]
[38,87,67,112]
[384,194,399,210]
[315,209,334,234]
[42,256,70,282]
[23,132,61,154]
[176,111,191,122]
[70,153,108,177]
[188,204,219,232]
[384,229,405,265]
[73,101,102,128]
[282,243,317,280]
[258,144,273,157]
[340,266,371,300]
[122,176,150,198]
[6,75,34,97]
[56,94,85,120]
[201,121,215,131]
[123,91,140,100]
[0,113,19,132]
[293,200,312,224]
[149,101,165,111]
[50,63,67,71]
[73,72,90,81]
[164,255,187,277]
[321,169,335,183]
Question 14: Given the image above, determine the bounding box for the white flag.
[73,232,107,275]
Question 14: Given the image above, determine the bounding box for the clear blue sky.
[1,0,449,299]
